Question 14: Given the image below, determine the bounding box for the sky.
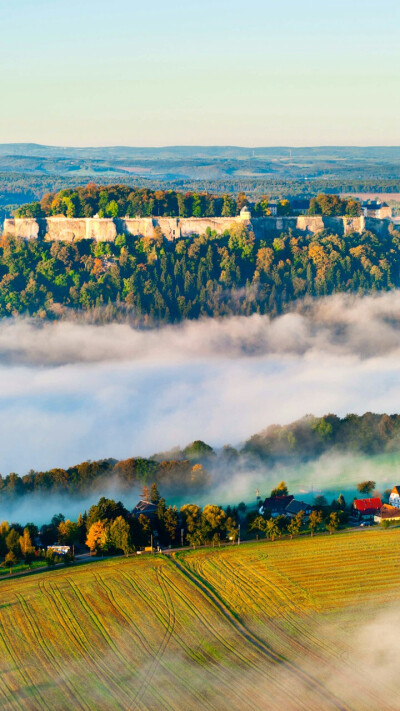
[0,0,398,146]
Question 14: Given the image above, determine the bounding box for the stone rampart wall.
[2,214,392,242]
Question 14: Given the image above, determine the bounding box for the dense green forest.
[0,215,398,321]
[1,413,400,501]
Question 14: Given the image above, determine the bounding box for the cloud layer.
[2,290,400,480]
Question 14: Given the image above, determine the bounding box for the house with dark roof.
[351,497,382,522]
[389,486,400,508]
[290,198,310,215]
[285,499,312,519]
[361,201,392,219]
[260,495,294,517]
[132,500,158,519]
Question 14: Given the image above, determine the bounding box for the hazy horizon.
[1,0,398,147]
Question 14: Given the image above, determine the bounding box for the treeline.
[0,486,244,570]
[0,445,211,500]
[3,414,400,501]
[0,220,399,321]
[15,184,290,219]
[245,412,400,461]
[14,184,363,219]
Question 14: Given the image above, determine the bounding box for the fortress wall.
[3,218,40,239]
[45,218,88,242]
[3,215,390,242]
[87,218,117,242]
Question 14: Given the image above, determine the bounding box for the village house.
[388,485,400,508]
[374,504,400,524]
[259,495,294,517]
[351,497,382,522]
[285,499,312,519]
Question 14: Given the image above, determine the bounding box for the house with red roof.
[351,497,382,522]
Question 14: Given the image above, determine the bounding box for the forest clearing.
[1,529,400,710]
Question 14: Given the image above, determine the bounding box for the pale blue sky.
[0,0,398,146]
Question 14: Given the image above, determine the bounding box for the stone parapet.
[2,214,391,242]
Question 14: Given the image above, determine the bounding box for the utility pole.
[238,523,240,545]
[151,533,153,553]
[181,528,184,547]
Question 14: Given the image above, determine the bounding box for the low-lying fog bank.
[2,290,400,486]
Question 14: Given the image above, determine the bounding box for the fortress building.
[2,209,392,243]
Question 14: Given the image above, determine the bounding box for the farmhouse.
[351,497,382,522]
[285,499,312,519]
[259,495,294,517]
[374,504,400,523]
[389,485,400,508]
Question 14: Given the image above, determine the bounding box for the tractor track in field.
[170,556,350,711]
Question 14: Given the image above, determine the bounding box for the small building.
[285,499,312,519]
[132,499,158,519]
[47,545,71,556]
[290,199,310,215]
[351,497,382,522]
[260,495,294,517]
[239,206,252,221]
[268,202,278,216]
[389,486,400,508]
[361,201,392,219]
[374,504,400,523]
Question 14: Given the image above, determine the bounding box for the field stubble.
[0,530,399,710]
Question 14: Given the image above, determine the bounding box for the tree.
[381,519,392,530]
[86,521,107,554]
[326,512,339,535]
[141,485,150,501]
[163,506,178,544]
[308,510,323,537]
[201,505,226,545]
[150,483,160,504]
[250,516,268,538]
[226,516,239,543]
[287,511,304,539]
[180,504,202,544]
[6,529,20,556]
[313,495,328,509]
[19,528,34,563]
[58,520,79,545]
[109,516,133,555]
[265,519,281,541]
[3,551,18,574]
[270,481,288,497]
[357,481,376,497]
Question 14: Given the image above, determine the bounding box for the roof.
[361,201,386,210]
[353,497,382,512]
[285,499,312,515]
[379,505,400,519]
[262,495,294,513]
[390,486,400,495]
[132,500,158,517]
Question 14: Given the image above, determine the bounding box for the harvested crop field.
[1,529,400,710]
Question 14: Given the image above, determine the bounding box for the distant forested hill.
[1,412,400,500]
[0,216,399,321]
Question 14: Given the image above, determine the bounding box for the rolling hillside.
[0,530,400,710]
